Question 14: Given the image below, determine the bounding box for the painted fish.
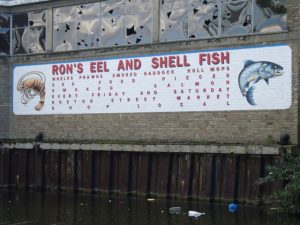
[238,60,284,106]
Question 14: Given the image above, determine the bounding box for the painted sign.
[13,44,291,115]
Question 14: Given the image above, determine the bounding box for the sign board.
[13,44,292,115]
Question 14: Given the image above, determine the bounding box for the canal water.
[0,190,299,225]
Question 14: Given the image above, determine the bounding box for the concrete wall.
[1,0,300,146]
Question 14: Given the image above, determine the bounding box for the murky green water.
[0,190,299,225]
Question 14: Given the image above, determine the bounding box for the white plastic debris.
[188,210,205,218]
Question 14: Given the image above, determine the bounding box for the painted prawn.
[17,72,46,111]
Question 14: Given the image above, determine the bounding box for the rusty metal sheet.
[149,153,158,196]
[237,155,247,202]
[197,154,213,200]
[14,149,28,188]
[221,155,237,201]
[26,148,34,187]
[66,151,75,191]
[109,151,118,192]
[73,150,80,192]
[0,150,3,185]
[30,146,44,188]
[190,154,200,198]
[155,154,170,197]
[212,155,222,200]
[80,151,93,190]
[60,151,75,191]
[8,149,16,187]
[117,152,129,193]
[45,150,59,189]
[0,150,10,186]
[93,151,101,192]
[128,152,137,195]
[136,153,149,195]
[98,151,111,192]
[176,154,191,198]
[169,154,179,197]
[244,156,262,202]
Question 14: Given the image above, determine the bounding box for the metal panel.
[126,0,153,45]
[45,150,59,189]
[0,28,10,55]
[244,156,261,202]
[160,0,188,42]
[253,0,287,33]
[136,153,149,194]
[53,5,80,24]
[188,1,219,38]
[98,151,111,192]
[77,2,100,21]
[0,13,10,28]
[100,16,125,47]
[29,10,47,27]
[0,150,9,186]
[80,151,93,190]
[126,14,152,45]
[101,0,125,17]
[53,22,76,52]
[100,1,125,47]
[117,152,130,193]
[176,154,191,198]
[13,13,28,28]
[220,156,237,200]
[197,155,213,200]
[221,0,252,35]
[169,154,179,197]
[0,0,50,6]
[76,19,100,49]
[12,28,28,54]
[28,26,46,53]
[53,2,100,52]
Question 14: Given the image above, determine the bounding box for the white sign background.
[13,45,292,115]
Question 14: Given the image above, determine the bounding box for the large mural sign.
[13,44,291,115]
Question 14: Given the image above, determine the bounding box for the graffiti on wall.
[13,44,291,115]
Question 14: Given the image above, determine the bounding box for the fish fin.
[246,86,257,106]
[244,60,255,67]
[264,79,269,85]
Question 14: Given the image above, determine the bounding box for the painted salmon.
[238,60,284,106]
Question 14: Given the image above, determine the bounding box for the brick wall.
[2,0,300,146]
[0,58,9,139]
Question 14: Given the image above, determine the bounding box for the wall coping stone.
[0,142,284,155]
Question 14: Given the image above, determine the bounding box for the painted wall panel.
[13,44,291,115]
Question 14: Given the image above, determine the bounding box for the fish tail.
[246,86,256,106]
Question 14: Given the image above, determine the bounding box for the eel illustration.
[238,60,284,106]
[17,71,46,111]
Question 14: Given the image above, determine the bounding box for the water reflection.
[0,190,299,225]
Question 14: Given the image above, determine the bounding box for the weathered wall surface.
[0,58,9,139]
[0,0,299,146]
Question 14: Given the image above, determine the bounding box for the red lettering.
[52,65,58,75]
[151,57,159,69]
[77,63,83,74]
